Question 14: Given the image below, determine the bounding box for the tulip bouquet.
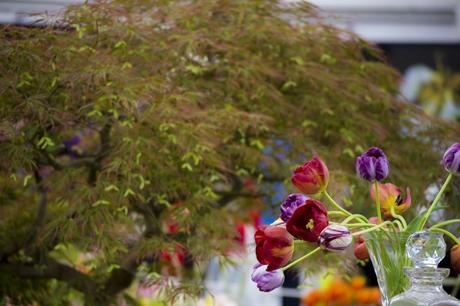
[251,144,460,298]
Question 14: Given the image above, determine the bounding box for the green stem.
[281,247,321,271]
[430,219,460,230]
[331,222,375,228]
[341,214,369,225]
[328,211,349,217]
[390,206,407,229]
[323,191,352,217]
[392,219,404,231]
[374,181,382,224]
[419,173,453,230]
[430,228,460,246]
[352,221,390,237]
[386,220,400,234]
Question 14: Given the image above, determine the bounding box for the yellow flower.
[370,183,411,218]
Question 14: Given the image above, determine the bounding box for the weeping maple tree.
[1,0,459,304]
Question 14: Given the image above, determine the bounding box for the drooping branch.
[0,169,48,261]
[0,258,99,303]
[103,252,140,297]
[88,122,112,185]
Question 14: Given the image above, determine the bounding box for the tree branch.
[0,170,48,261]
[0,258,99,303]
[88,122,112,186]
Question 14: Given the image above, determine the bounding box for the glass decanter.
[390,231,460,306]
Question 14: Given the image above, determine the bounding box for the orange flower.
[302,289,323,306]
[350,276,366,291]
[302,276,379,306]
[324,280,353,305]
[355,288,380,305]
[370,183,411,218]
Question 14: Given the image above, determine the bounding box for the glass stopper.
[406,230,446,268]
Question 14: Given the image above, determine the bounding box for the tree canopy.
[0,0,459,304]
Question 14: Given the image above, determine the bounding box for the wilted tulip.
[286,199,329,242]
[354,235,369,260]
[318,224,352,252]
[251,263,285,292]
[280,193,308,222]
[355,147,389,182]
[443,143,460,175]
[370,183,411,218]
[353,218,378,260]
[451,244,460,273]
[291,156,329,195]
[254,225,294,271]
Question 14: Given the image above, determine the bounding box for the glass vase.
[390,231,460,305]
[364,230,411,306]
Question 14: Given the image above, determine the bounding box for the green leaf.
[404,213,426,234]
[92,200,110,207]
[114,40,126,49]
[23,175,32,187]
[104,185,119,192]
[185,64,206,75]
[123,188,136,197]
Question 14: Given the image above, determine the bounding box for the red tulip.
[255,225,294,271]
[354,235,369,260]
[291,156,329,195]
[354,217,378,260]
[451,244,460,273]
[286,199,329,242]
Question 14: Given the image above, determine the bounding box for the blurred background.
[2,0,460,305]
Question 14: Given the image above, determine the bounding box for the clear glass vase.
[390,231,460,306]
[364,230,411,306]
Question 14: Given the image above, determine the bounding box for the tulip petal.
[286,199,329,242]
[291,156,329,195]
[356,147,389,181]
[443,143,460,174]
[254,225,294,271]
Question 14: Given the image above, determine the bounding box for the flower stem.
[328,211,349,217]
[330,222,374,228]
[341,214,369,225]
[352,221,390,237]
[430,228,460,246]
[323,190,352,217]
[374,181,382,224]
[419,173,453,230]
[390,206,407,229]
[281,247,321,271]
[430,219,460,230]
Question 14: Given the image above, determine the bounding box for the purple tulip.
[280,193,308,222]
[443,143,460,175]
[251,263,285,292]
[62,135,82,158]
[355,147,389,181]
[318,224,352,252]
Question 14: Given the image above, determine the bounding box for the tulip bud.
[291,156,329,195]
[355,147,389,182]
[443,143,460,175]
[251,263,285,292]
[318,224,352,252]
[280,193,308,222]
